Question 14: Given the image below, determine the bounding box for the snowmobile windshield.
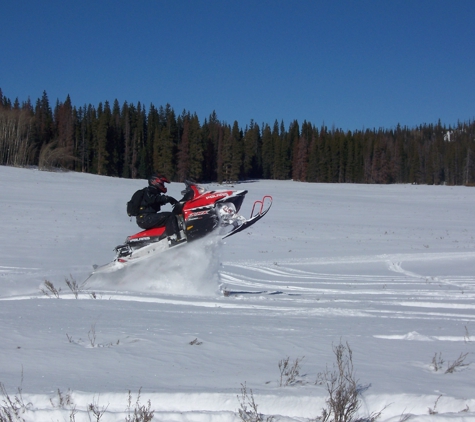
[181,180,207,200]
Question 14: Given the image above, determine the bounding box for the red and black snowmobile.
[92,180,272,274]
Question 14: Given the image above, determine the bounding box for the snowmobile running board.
[223,195,272,239]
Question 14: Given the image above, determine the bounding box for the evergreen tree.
[54,95,74,148]
[306,125,319,182]
[201,111,220,181]
[277,120,292,179]
[33,90,54,162]
[95,101,110,175]
[136,102,148,178]
[153,104,177,179]
[188,113,203,181]
[271,120,281,179]
[121,101,131,178]
[230,120,243,181]
[261,123,273,179]
[215,121,225,183]
[242,120,261,179]
[177,112,191,181]
[109,99,123,176]
[219,124,232,183]
[318,125,330,183]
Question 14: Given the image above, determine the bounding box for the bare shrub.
[431,351,469,374]
[125,388,154,422]
[398,411,412,422]
[431,352,444,372]
[87,397,108,421]
[314,341,385,422]
[317,341,360,422]
[49,388,77,421]
[428,394,442,414]
[88,323,97,347]
[40,274,85,299]
[445,352,469,374]
[278,356,305,386]
[464,325,472,344]
[0,380,31,422]
[2,380,154,422]
[49,388,74,408]
[38,141,76,171]
[66,333,76,344]
[40,280,61,298]
[237,383,274,422]
[67,324,119,348]
[65,275,85,299]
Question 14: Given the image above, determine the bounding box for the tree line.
[1,88,474,185]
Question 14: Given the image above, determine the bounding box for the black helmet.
[148,173,170,193]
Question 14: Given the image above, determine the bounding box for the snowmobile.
[91,180,272,274]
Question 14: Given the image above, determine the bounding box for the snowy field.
[1,165,474,421]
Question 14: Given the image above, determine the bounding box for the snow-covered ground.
[1,165,474,421]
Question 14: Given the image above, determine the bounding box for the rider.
[136,174,185,245]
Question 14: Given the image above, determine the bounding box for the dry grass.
[278,356,305,387]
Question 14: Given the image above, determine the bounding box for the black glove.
[167,196,178,205]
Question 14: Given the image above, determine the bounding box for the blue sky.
[2,1,474,131]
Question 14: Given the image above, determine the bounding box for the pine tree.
[95,101,110,175]
[153,104,177,179]
[219,124,232,183]
[277,120,292,179]
[292,120,311,182]
[318,125,330,183]
[188,113,203,181]
[201,111,220,181]
[177,112,191,181]
[215,122,225,183]
[109,99,123,176]
[33,90,54,162]
[242,120,261,179]
[271,120,281,179]
[121,101,131,178]
[230,120,243,181]
[306,126,319,182]
[135,102,147,178]
[261,123,274,179]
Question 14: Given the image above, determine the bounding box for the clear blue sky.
[2,0,474,131]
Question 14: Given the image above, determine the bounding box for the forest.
[1,89,474,185]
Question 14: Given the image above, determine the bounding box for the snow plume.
[86,236,223,296]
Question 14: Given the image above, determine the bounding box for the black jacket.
[140,186,169,214]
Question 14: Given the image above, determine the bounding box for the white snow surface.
[1,165,474,421]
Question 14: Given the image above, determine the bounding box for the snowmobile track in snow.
[218,251,475,322]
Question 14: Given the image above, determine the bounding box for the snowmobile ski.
[222,195,272,239]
